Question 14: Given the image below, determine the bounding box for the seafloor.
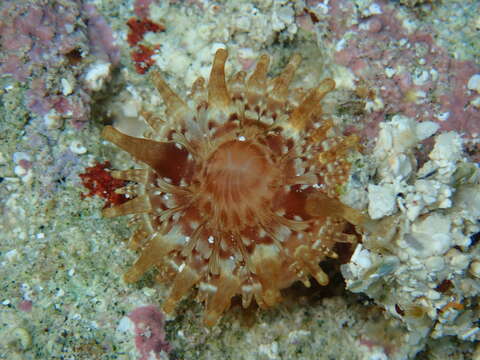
[1,0,479,359]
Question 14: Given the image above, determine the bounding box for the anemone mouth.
[206,140,273,197]
[198,139,280,229]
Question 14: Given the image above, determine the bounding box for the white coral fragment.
[271,4,295,32]
[84,61,111,91]
[374,115,438,181]
[350,244,372,269]
[409,213,452,258]
[368,183,397,219]
[429,132,463,168]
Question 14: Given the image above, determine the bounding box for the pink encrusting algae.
[128,305,171,360]
[0,0,119,128]
[301,0,480,145]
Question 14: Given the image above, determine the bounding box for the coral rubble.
[342,115,480,353]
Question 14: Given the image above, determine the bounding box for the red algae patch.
[126,17,164,74]
[79,161,127,208]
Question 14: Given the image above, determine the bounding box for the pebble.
[469,260,480,278]
[467,74,480,93]
[61,78,73,96]
[70,140,87,154]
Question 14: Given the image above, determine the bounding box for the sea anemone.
[101,49,363,326]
